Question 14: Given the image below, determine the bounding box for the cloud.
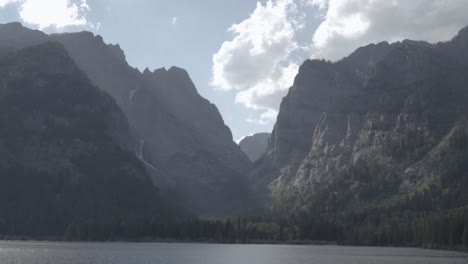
[171,17,177,25]
[312,0,468,60]
[306,0,328,10]
[0,0,90,29]
[211,0,302,125]
[214,0,468,131]
[0,0,17,7]
[235,61,298,124]
[246,108,279,125]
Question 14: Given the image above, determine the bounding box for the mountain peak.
[154,67,167,72]
[239,133,271,162]
[0,21,46,35]
[167,66,191,80]
[302,58,331,68]
[0,21,48,51]
[143,67,152,75]
[0,22,24,29]
[142,67,168,75]
[168,66,187,73]
[453,24,468,42]
[459,24,468,36]
[397,39,433,49]
[51,31,127,62]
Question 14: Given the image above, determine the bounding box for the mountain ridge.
[0,41,175,239]
[251,25,468,214]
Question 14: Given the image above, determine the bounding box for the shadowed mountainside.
[0,22,254,216]
[0,42,175,238]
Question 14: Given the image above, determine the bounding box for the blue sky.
[1,0,468,141]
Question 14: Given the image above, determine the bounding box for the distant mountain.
[0,42,174,239]
[0,22,253,216]
[251,25,468,218]
[239,133,270,162]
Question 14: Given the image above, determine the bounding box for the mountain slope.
[251,25,468,215]
[0,22,253,216]
[50,32,253,216]
[0,42,173,239]
[239,133,270,162]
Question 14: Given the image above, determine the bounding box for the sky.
[1,0,468,142]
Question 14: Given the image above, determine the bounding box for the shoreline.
[0,238,466,254]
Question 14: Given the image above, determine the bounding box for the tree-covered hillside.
[0,43,175,240]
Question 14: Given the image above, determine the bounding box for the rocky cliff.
[252,25,468,213]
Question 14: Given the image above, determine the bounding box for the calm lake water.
[0,241,465,264]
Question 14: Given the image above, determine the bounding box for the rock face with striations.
[239,133,271,162]
[0,23,252,216]
[251,25,468,213]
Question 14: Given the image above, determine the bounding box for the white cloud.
[0,0,90,30]
[235,61,297,121]
[247,108,279,125]
[312,0,468,60]
[0,0,17,7]
[211,0,301,125]
[171,17,177,25]
[214,0,468,131]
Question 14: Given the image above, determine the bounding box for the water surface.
[0,241,465,264]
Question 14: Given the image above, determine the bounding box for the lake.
[0,241,465,264]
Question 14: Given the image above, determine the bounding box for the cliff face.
[252,26,468,212]
[239,133,271,162]
[49,32,252,215]
[135,67,252,215]
[0,42,172,237]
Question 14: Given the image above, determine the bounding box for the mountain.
[0,22,252,216]
[0,22,48,55]
[49,32,252,216]
[239,133,270,162]
[251,25,468,217]
[0,42,174,239]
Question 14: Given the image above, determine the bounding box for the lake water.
[0,241,466,264]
